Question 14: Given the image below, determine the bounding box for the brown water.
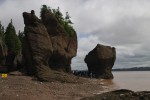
[104,71,150,91]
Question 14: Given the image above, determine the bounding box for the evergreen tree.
[52,7,64,23]
[5,20,22,70]
[5,19,21,55]
[40,5,51,18]
[40,5,76,37]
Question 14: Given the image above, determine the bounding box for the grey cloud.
[93,17,150,46]
[0,0,5,4]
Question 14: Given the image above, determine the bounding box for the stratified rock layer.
[84,44,116,79]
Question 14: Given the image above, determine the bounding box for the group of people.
[72,70,96,78]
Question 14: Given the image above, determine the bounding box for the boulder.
[84,44,116,79]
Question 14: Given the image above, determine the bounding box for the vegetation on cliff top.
[40,5,76,37]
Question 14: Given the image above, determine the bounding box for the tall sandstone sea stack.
[41,9,77,73]
[84,44,116,79]
[22,10,78,82]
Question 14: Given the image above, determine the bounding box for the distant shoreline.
[112,67,150,71]
[73,67,150,72]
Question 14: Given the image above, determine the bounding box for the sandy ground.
[0,72,117,100]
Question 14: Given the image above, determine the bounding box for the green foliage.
[40,5,76,37]
[52,7,64,23]
[5,20,21,55]
[40,5,51,18]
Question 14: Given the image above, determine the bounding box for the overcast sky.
[1,0,150,70]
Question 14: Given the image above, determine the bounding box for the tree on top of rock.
[40,5,51,18]
[5,19,21,55]
[40,5,76,37]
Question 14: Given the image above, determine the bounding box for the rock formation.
[84,44,116,79]
[0,45,7,65]
[22,10,78,82]
[22,11,53,77]
[41,10,77,73]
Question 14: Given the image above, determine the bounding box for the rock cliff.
[0,45,7,65]
[22,10,78,82]
[41,10,77,73]
[84,44,116,79]
[23,11,53,77]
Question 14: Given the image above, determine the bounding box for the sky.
[1,0,150,70]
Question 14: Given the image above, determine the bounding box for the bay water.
[102,71,150,91]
